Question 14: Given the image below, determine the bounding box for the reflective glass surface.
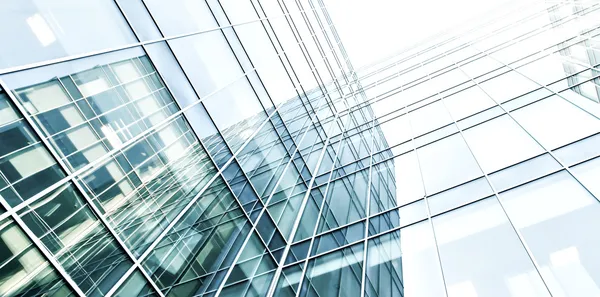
[0,1,599,296]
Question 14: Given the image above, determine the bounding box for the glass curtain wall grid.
[1,0,600,297]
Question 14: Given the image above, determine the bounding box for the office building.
[0,0,599,297]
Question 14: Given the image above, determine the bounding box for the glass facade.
[0,0,600,297]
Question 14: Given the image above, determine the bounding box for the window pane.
[391,152,425,205]
[169,31,245,97]
[301,243,363,297]
[317,170,369,233]
[571,156,600,198]
[499,171,600,296]
[409,101,453,137]
[18,183,133,296]
[114,270,157,297]
[115,0,162,41]
[417,134,482,194]
[144,0,217,36]
[443,85,496,121]
[433,198,551,297]
[370,221,446,297]
[0,91,65,205]
[463,115,544,173]
[511,95,600,149]
[478,71,539,103]
[0,0,136,68]
[3,47,179,172]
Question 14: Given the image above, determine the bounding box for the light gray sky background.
[324,0,520,69]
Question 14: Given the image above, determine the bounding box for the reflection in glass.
[365,231,404,297]
[300,243,363,297]
[114,270,157,297]
[499,171,600,296]
[142,177,250,295]
[433,198,551,297]
[0,91,65,205]
[18,183,132,297]
[6,47,180,172]
[0,0,136,68]
[0,218,74,297]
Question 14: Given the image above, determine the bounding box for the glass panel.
[144,0,217,36]
[409,101,453,137]
[317,170,369,234]
[433,198,551,297]
[300,243,363,297]
[372,221,446,297]
[0,218,74,297]
[0,91,65,205]
[365,231,404,297]
[312,221,364,256]
[168,31,244,97]
[443,85,497,120]
[114,270,157,297]
[115,0,162,41]
[0,0,136,68]
[142,177,250,294]
[369,160,397,215]
[144,42,199,108]
[4,47,179,171]
[511,95,600,149]
[478,71,539,103]
[570,156,600,198]
[17,183,132,297]
[428,177,494,215]
[391,152,425,205]
[552,133,600,166]
[488,153,561,192]
[499,171,600,296]
[463,115,544,173]
[234,22,297,105]
[417,134,482,194]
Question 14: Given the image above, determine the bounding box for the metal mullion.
[358,104,377,297]
[2,76,170,297]
[0,16,291,76]
[302,0,348,83]
[267,102,337,219]
[276,112,350,297]
[354,2,563,83]
[277,2,331,97]
[2,72,254,221]
[103,145,204,240]
[408,62,450,297]
[467,45,600,199]
[211,100,343,297]
[0,138,47,165]
[0,198,86,296]
[83,130,194,204]
[431,51,558,296]
[356,0,545,77]
[133,96,290,272]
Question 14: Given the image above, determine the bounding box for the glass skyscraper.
[0,0,599,296]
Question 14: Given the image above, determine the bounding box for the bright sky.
[324,0,519,69]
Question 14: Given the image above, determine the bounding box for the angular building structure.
[0,0,599,297]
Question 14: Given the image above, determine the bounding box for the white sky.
[324,0,518,69]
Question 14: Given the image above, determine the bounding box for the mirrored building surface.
[0,0,600,297]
